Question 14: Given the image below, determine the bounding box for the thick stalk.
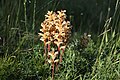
[44,42,47,59]
[48,44,50,52]
[56,45,60,71]
[60,48,65,63]
[47,44,51,59]
[52,63,54,80]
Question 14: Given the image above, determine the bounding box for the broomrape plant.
[39,10,72,80]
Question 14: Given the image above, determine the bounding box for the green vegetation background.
[0,0,120,80]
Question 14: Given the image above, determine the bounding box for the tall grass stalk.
[91,0,120,78]
[32,0,36,47]
[24,0,27,32]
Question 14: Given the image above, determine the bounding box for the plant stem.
[60,49,64,63]
[32,0,36,47]
[24,0,27,32]
[55,45,60,71]
[48,44,50,52]
[44,43,47,59]
[52,63,54,80]
[47,44,50,59]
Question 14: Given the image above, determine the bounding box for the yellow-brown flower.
[39,10,71,48]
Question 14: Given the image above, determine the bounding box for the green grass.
[0,0,120,80]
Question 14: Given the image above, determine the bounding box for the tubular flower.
[48,50,59,64]
[39,10,71,48]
